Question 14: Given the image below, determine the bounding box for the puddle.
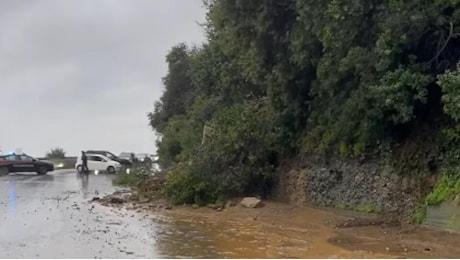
[154,220,220,258]
[328,234,410,255]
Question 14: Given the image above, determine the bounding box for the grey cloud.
[0,0,206,156]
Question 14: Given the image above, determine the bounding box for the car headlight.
[57,163,64,168]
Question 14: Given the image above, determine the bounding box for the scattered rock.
[225,201,237,209]
[334,217,400,228]
[139,197,150,203]
[207,204,221,210]
[108,197,125,204]
[165,206,172,210]
[240,197,264,208]
[216,208,223,212]
[192,204,199,209]
[90,197,100,202]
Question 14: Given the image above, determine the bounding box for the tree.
[149,0,460,204]
[45,147,66,159]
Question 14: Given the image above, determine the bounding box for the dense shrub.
[150,0,460,205]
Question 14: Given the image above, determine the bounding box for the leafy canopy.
[149,0,460,204]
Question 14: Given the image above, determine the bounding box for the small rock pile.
[200,197,264,212]
[96,190,132,206]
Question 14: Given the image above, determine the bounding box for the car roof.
[84,153,110,159]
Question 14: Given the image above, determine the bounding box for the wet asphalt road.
[0,170,163,258]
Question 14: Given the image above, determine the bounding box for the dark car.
[0,153,54,176]
[85,150,132,166]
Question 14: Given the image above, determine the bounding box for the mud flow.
[2,170,460,258]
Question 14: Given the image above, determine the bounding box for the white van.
[75,153,121,174]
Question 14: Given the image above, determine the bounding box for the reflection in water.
[80,173,89,199]
[20,174,55,189]
[8,176,16,215]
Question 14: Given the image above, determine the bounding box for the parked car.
[85,150,132,166]
[0,153,54,175]
[135,153,149,162]
[118,152,133,162]
[75,153,121,174]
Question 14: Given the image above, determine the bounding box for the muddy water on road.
[165,202,460,259]
[2,170,460,258]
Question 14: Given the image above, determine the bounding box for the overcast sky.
[0,0,206,157]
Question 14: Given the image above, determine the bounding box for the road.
[0,170,195,258]
[3,170,460,258]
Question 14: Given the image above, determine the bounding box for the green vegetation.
[336,203,380,214]
[112,173,141,187]
[45,147,66,159]
[112,166,151,186]
[411,170,460,224]
[149,0,460,205]
[426,172,460,206]
[412,204,428,224]
[354,205,380,214]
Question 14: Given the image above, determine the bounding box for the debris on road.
[240,197,264,208]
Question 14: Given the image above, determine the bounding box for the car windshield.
[104,152,116,159]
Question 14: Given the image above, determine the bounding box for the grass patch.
[335,203,380,213]
[425,172,460,206]
[336,203,347,209]
[354,205,380,213]
[411,170,460,224]
[112,173,142,186]
[112,166,152,187]
[412,204,427,224]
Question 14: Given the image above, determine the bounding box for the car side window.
[20,155,33,161]
[6,155,16,161]
[92,156,105,162]
[87,156,96,161]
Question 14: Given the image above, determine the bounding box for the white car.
[75,153,121,174]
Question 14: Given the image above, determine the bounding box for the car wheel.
[0,167,9,176]
[107,166,115,174]
[37,166,48,175]
[76,165,83,174]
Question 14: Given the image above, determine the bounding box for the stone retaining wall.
[273,155,436,220]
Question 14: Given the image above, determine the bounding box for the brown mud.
[164,201,460,258]
[98,176,460,259]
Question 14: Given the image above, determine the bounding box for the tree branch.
[428,21,454,65]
